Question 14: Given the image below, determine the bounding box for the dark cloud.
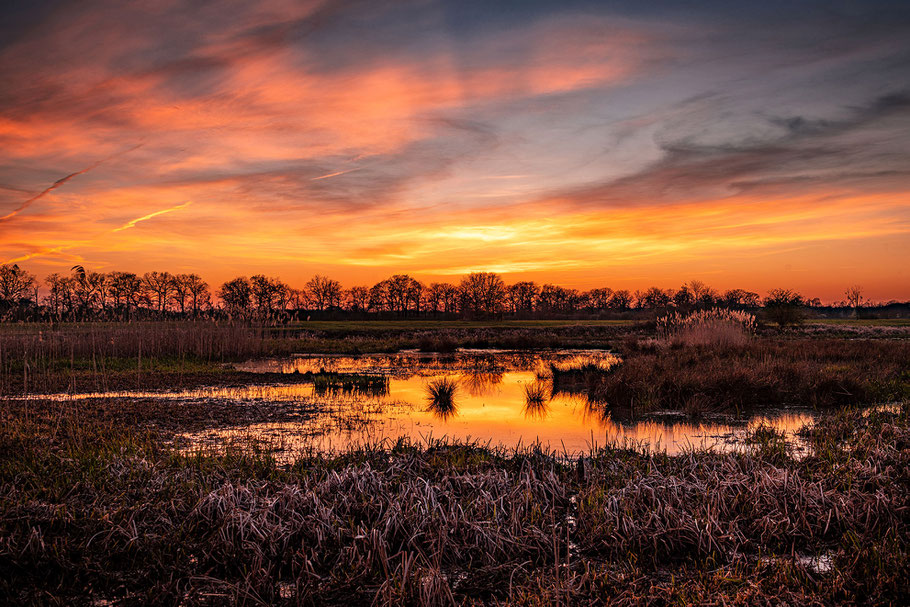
[546,90,910,208]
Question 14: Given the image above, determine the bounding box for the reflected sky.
[20,350,814,457]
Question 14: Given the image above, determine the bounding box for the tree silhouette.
[459,272,506,317]
[764,288,805,326]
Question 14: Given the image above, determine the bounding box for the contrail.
[112,201,192,232]
[4,200,191,264]
[5,245,72,264]
[0,144,143,223]
[311,168,359,181]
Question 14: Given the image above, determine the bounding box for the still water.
[26,350,815,457]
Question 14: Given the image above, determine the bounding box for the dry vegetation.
[590,338,910,415]
[1,320,908,604]
[0,396,907,605]
[0,322,630,394]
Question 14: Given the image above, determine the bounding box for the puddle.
[22,349,816,458]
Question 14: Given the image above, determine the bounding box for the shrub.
[764,289,805,327]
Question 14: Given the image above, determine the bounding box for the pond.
[26,349,815,458]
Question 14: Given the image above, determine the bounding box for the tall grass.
[657,308,757,347]
[594,338,910,413]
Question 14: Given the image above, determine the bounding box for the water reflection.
[522,380,550,420]
[21,350,817,457]
[425,377,459,421]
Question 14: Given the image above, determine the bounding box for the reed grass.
[426,377,459,420]
[657,308,757,347]
[310,372,390,397]
[594,338,910,413]
[523,380,550,419]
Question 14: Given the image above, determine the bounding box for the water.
[20,349,815,457]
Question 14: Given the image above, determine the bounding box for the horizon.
[2,1,909,301]
[5,262,905,307]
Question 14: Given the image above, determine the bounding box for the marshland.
[5,1,910,603]
[2,299,909,604]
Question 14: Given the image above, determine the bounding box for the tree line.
[0,262,870,322]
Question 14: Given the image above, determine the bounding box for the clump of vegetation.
[310,372,390,397]
[523,380,550,418]
[417,333,459,352]
[548,360,618,402]
[662,308,756,345]
[594,338,910,414]
[657,308,757,347]
[744,422,793,464]
[425,377,459,419]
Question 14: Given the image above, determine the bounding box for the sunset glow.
[1,0,908,300]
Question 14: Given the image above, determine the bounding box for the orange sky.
[1,0,908,301]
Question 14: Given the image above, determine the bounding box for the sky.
[1,0,909,301]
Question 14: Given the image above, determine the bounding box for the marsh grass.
[523,380,550,419]
[595,338,910,414]
[426,377,459,420]
[744,422,793,464]
[547,361,618,405]
[0,323,629,395]
[1,397,908,604]
[657,308,757,347]
[310,372,390,397]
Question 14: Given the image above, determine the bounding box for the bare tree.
[720,288,760,309]
[459,272,506,317]
[587,287,613,311]
[142,271,174,314]
[508,281,539,313]
[844,285,865,317]
[44,273,65,319]
[171,274,192,315]
[609,290,633,310]
[218,277,252,318]
[688,280,716,308]
[640,286,672,309]
[183,274,210,316]
[306,275,342,311]
[288,288,311,313]
[764,288,804,327]
[250,275,287,318]
[0,264,36,302]
[439,284,459,314]
[109,272,142,320]
[346,286,370,312]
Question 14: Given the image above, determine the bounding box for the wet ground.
[16,349,816,459]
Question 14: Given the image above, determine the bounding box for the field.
[1,320,909,604]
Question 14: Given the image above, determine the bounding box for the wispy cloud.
[0,144,142,223]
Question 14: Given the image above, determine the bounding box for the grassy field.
[286,319,640,331]
[807,318,910,326]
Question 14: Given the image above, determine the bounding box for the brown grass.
[592,338,910,414]
[0,396,907,604]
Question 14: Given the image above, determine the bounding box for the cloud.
[536,90,910,211]
[0,1,908,299]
